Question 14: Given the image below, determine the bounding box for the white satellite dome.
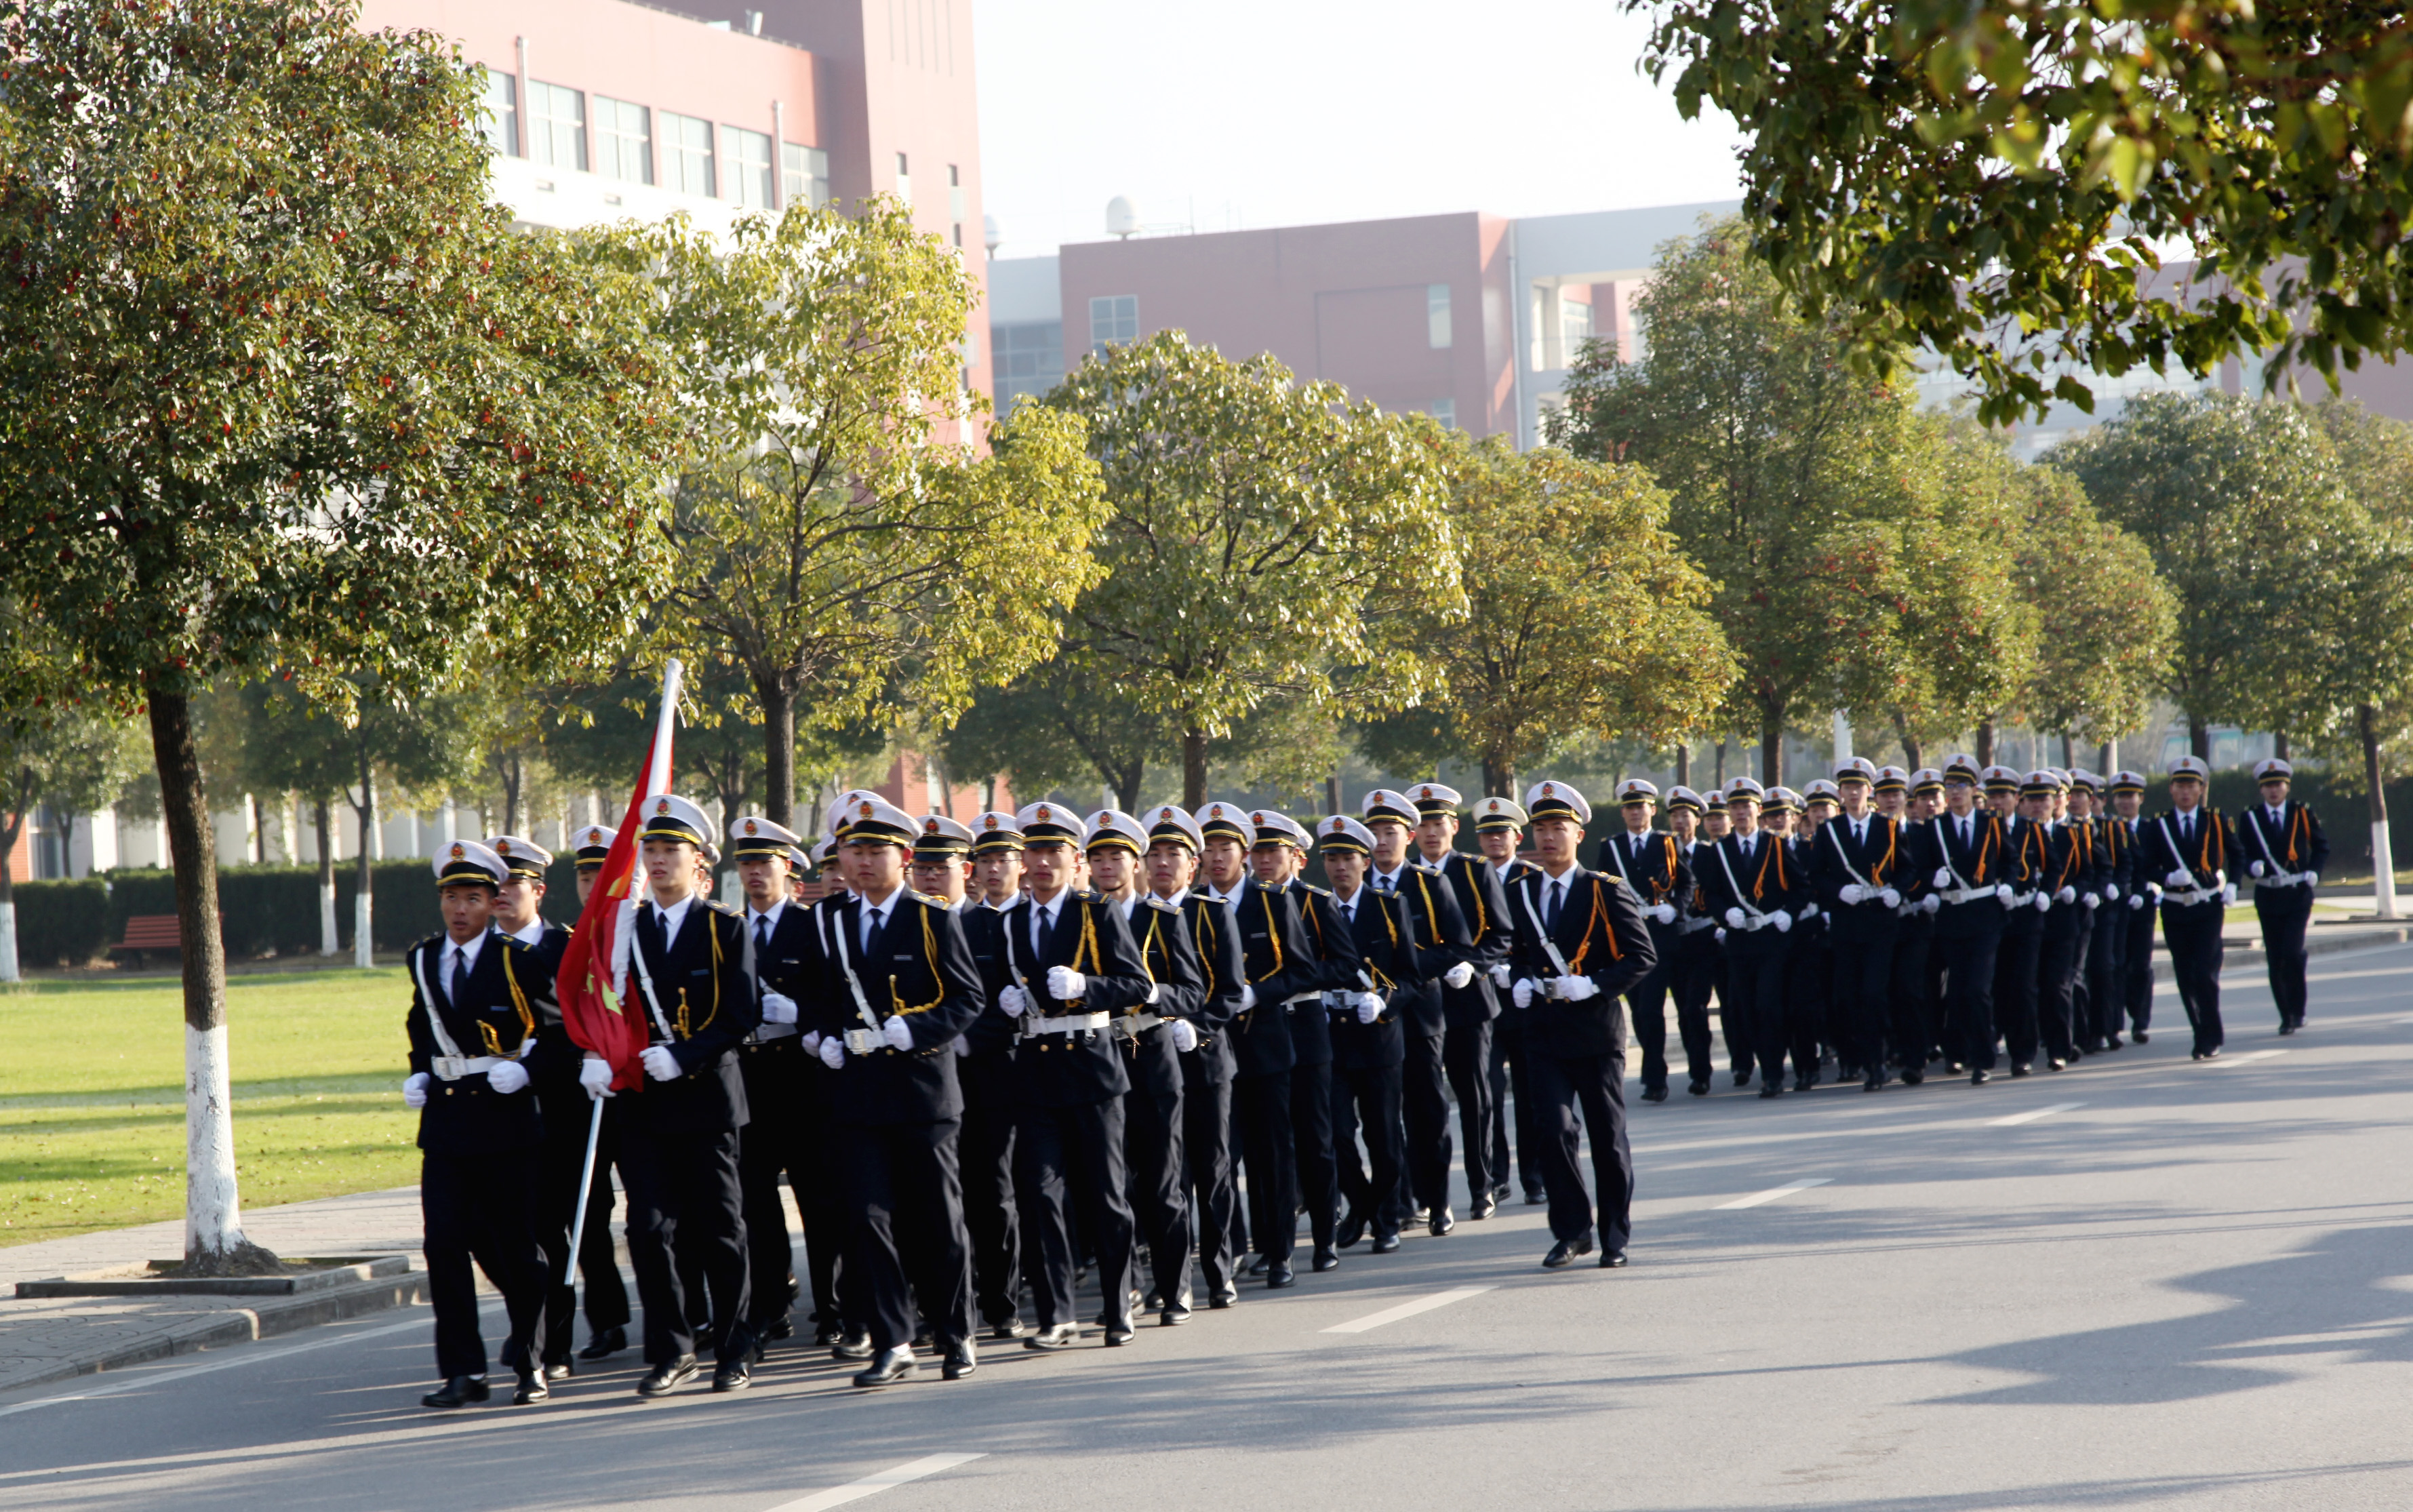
[1106,195,1140,239]
[982,212,1001,254]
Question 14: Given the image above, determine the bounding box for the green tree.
[617,205,1109,828]
[1551,222,1972,784]
[941,654,1179,812]
[2046,394,2354,759]
[1044,333,1467,806]
[1408,436,1734,797]
[0,2,674,1269]
[0,700,146,979]
[1632,0,2413,422]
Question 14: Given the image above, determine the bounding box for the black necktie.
[449,947,470,1010]
[755,915,771,954]
[1036,904,1056,960]
[1544,879,1564,933]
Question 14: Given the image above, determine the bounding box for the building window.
[1427,283,1452,350]
[993,321,1065,410]
[527,81,585,172]
[949,163,966,222]
[593,97,652,185]
[782,142,830,208]
[662,113,715,197]
[479,68,517,157]
[1561,299,1593,363]
[894,152,913,205]
[1088,295,1136,355]
[725,125,774,209]
[1429,398,1456,429]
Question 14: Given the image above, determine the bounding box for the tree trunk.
[2099,739,2115,776]
[1480,751,1514,799]
[148,685,278,1275]
[2273,731,2290,761]
[0,769,26,981]
[1760,709,1784,791]
[501,752,523,836]
[1325,772,1342,818]
[56,808,78,878]
[1713,739,1727,787]
[1182,728,1210,809]
[761,680,797,829]
[2189,714,2210,762]
[1113,761,1144,814]
[2060,732,2074,770]
[1673,742,1690,786]
[353,743,377,970]
[314,798,338,957]
[1975,718,1995,767]
[2361,703,2396,920]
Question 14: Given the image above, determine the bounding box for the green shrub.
[7,878,111,966]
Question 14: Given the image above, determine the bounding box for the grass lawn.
[0,968,421,1247]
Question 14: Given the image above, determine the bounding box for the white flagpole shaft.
[565,1094,606,1304]
[645,659,683,797]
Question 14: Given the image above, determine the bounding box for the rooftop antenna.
[1106,195,1140,239]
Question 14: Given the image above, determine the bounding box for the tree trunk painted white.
[319,879,340,957]
[354,890,375,969]
[1831,710,1852,767]
[183,1021,255,1266]
[2374,820,2398,920]
[0,900,18,982]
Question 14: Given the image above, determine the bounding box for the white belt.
[1939,886,1994,907]
[1028,1012,1111,1036]
[1679,915,1719,934]
[1110,1014,1165,1039]
[747,1022,799,1043]
[1282,991,1323,1008]
[2257,870,2315,889]
[2166,886,2222,908]
[841,1028,886,1056]
[430,1054,502,1081]
[1729,914,1772,933]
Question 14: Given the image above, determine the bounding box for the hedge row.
[7,879,111,968]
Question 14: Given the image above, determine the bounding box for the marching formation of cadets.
[398,753,2331,1408]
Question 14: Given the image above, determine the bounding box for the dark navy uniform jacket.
[406,929,551,1157]
[1502,865,1657,1060]
[2140,808,2238,900]
[1327,886,1422,1073]
[1174,892,1245,1086]
[998,890,1153,1109]
[1430,851,1507,1028]
[626,896,759,1137]
[1288,879,1368,1069]
[812,888,985,1126]
[1808,814,1908,940]
[1696,829,1812,922]
[2237,800,2330,879]
[1367,862,1472,1038]
[1210,879,1316,1079]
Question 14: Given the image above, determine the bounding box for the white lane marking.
[1714,1178,1832,1210]
[1990,1102,2084,1127]
[764,1453,989,1512]
[2393,1016,2413,1025]
[1321,1287,1494,1335]
[2209,1049,2290,1066]
[0,1307,438,1418]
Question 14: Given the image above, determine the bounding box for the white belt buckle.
[431,1055,468,1081]
[843,1028,883,1056]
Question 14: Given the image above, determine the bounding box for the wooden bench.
[111,915,183,970]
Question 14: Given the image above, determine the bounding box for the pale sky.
[971,0,1749,258]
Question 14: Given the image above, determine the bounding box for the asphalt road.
[8,944,2413,1511]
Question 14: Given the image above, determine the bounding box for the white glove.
[818,1036,846,1069]
[578,1056,616,1099]
[2307,872,2320,888]
[1045,966,1088,1001]
[2222,883,2237,907]
[1933,867,1955,889]
[1921,893,1941,914]
[1799,902,1819,919]
[1715,927,1728,942]
[1558,975,1599,1002]
[486,1059,530,1094]
[1839,883,1867,906]
[999,984,1029,1017]
[1488,963,1512,988]
[641,1046,680,1082]
[1650,902,1677,925]
[1238,983,1258,1012]
[1996,884,2016,906]
[2056,886,2077,904]
[761,991,799,1025]
[2166,868,2194,889]
[1512,978,1536,1009]
[1353,992,1382,1024]
[951,1034,970,1057]
[1170,1019,1199,1052]
[2083,892,2100,910]
[2128,892,2146,911]
[2248,860,2267,878]
[1770,909,1793,933]
[2033,891,2051,913]
[1442,960,1475,990]
[882,1014,915,1052]
[1725,907,1748,930]
[403,1071,429,1109]
[1879,888,1901,909]
[2105,883,2119,900]
[801,1031,824,1054]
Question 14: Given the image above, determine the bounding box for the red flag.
[556,662,682,1092]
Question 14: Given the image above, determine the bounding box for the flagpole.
[568,658,683,1343]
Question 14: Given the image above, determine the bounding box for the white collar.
[1371,861,1409,889]
[1156,886,1190,908]
[1204,877,1245,903]
[509,918,546,947]
[443,929,489,973]
[651,892,696,936]
[1029,888,1068,919]
[746,898,787,930]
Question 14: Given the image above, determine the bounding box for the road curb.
[1,1271,426,1396]
[2153,926,2413,984]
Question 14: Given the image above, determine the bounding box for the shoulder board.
[704,899,742,917]
[905,888,942,907]
[496,933,534,952]
[411,934,443,954]
[1603,872,1631,888]
[1300,881,1332,896]
[1143,895,1180,913]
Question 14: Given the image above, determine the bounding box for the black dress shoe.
[2048,1056,2067,1071]
[2278,1020,2297,1036]
[1900,1067,1923,1085]
[1429,1208,1456,1238]
[1599,1249,1629,1269]
[816,1325,845,1348]
[831,1331,873,1361]
[637,1356,699,1398]
[1471,1193,1498,1220]
[1734,1068,1753,1087]
[1641,1086,1669,1102]
[763,1315,794,1342]
[2201,1046,2222,1060]
[1862,1068,1885,1092]
[1312,1246,1339,1272]
[1758,1083,1782,1099]
[2190,1048,2203,1060]
[1371,1231,1401,1254]
[1793,1073,1814,1092]
[2102,1037,2123,1050]
[512,1370,549,1404]
[1265,1262,1297,1289]
[1102,1321,1136,1347]
[421,1375,489,1409]
[943,1338,977,1380]
[853,1347,915,1388]
[1336,1213,1367,1249]
[542,1361,572,1382]
[1523,1190,1547,1206]
[1024,1323,1080,1350]
[912,1321,937,1351]
[1542,1232,1594,1269]
[2010,1062,2031,1077]
[1947,1060,1966,1074]
[1160,1299,1193,1326]
[1245,1255,1271,1277]
[2132,1030,2149,1043]
[989,1317,1030,1341]
[713,1357,752,1393]
[578,1326,627,1361]
[1971,1068,1991,1085]
[1208,1286,1239,1309]
[1688,1079,1709,1096]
